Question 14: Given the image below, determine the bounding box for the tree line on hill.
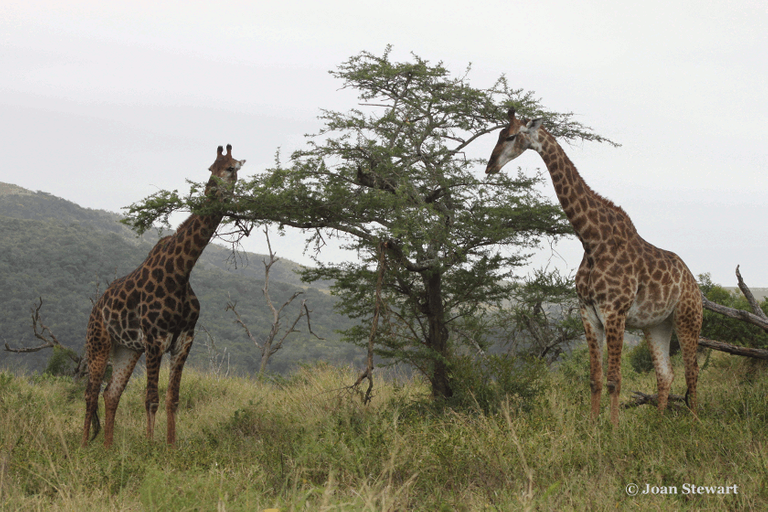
[1,181,764,386]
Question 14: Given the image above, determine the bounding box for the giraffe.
[82,144,245,448]
[486,109,702,426]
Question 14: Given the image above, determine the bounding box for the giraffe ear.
[526,118,544,131]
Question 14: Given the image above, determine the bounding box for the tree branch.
[351,241,387,404]
[5,298,62,354]
[228,227,323,376]
[735,265,767,320]
[701,294,768,331]
[4,298,86,378]
[698,337,768,360]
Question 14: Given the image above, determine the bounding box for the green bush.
[628,341,654,373]
[448,354,548,413]
[44,345,80,376]
[557,345,591,385]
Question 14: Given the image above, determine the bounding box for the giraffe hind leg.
[166,332,194,445]
[675,304,702,415]
[82,320,110,447]
[643,319,675,414]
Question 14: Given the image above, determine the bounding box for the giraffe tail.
[90,409,101,442]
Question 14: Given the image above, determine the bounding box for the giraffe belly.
[111,325,146,352]
[625,297,676,329]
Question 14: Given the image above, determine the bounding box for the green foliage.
[43,345,79,377]
[628,341,655,374]
[557,345,592,386]
[495,268,582,360]
[698,273,768,349]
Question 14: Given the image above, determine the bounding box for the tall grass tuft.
[1,351,766,510]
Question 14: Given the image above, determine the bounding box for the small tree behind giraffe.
[82,144,244,448]
[226,227,322,377]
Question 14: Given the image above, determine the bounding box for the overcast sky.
[2,0,766,286]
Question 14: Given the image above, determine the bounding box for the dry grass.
[1,351,766,511]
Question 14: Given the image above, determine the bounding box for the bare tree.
[199,325,231,380]
[3,298,87,379]
[226,228,323,377]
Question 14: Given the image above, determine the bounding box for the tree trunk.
[423,269,453,399]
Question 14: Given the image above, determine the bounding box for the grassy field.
[1,349,766,511]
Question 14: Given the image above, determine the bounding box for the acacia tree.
[125,48,613,398]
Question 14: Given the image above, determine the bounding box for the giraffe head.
[485,108,544,174]
[206,144,245,194]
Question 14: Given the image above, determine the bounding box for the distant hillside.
[0,182,361,375]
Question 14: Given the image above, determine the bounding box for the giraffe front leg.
[603,315,626,427]
[144,343,163,442]
[165,333,193,446]
[581,307,604,421]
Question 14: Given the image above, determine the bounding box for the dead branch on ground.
[698,337,768,360]
[622,391,688,411]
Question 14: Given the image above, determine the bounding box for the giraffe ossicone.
[82,144,245,448]
[487,109,702,426]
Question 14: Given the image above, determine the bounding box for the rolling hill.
[0,182,362,375]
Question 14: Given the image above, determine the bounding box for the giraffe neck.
[534,129,634,249]
[163,211,222,278]
[162,176,230,278]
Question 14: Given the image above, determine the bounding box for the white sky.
[1,0,766,286]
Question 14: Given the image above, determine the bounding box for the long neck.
[534,129,634,247]
[168,212,222,277]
